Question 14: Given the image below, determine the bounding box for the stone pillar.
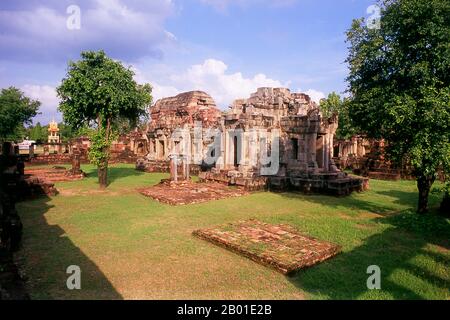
[307,133,318,171]
[169,154,178,182]
[224,130,230,169]
[71,153,82,174]
[181,155,190,180]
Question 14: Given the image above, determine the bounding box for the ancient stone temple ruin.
[137,88,367,195]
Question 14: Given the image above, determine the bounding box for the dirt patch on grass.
[193,219,341,275]
[354,223,376,230]
[57,188,121,197]
[138,179,249,205]
[25,167,84,183]
[358,212,384,219]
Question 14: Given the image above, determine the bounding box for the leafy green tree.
[320,92,357,140]
[57,50,152,188]
[0,87,40,142]
[59,122,77,143]
[346,0,450,213]
[28,122,48,143]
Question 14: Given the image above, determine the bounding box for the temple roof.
[149,91,221,129]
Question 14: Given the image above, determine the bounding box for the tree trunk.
[98,163,108,189]
[417,175,435,214]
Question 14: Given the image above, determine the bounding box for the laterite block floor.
[193,219,342,275]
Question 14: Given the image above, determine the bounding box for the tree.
[28,122,48,143]
[57,50,152,188]
[320,92,357,140]
[59,122,77,143]
[0,87,40,141]
[345,0,450,214]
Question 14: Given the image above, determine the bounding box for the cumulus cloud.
[0,0,175,63]
[22,59,326,124]
[21,84,61,123]
[135,58,328,108]
[136,59,284,108]
[170,59,286,107]
[302,89,326,104]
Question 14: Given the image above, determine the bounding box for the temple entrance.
[137,142,145,155]
[291,138,298,160]
[233,136,239,168]
[158,140,165,159]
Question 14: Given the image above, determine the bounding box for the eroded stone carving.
[138,88,368,195]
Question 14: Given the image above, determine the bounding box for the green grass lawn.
[16,164,449,300]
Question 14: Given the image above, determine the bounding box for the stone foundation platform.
[270,172,369,196]
[193,219,341,275]
[25,166,85,183]
[138,180,249,205]
[136,159,201,175]
[199,170,268,191]
[199,170,368,195]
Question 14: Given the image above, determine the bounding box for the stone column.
[29,144,35,158]
[181,155,190,180]
[307,133,318,171]
[43,145,49,156]
[71,153,82,174]
[224,130,230,169]
[169,154,178,182]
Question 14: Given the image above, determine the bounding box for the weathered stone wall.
[140,87,367,195]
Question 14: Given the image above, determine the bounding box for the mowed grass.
[16,164,449,300]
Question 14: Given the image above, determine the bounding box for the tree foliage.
[346,0,450,213]
[57,50,152,187]
[0,87,40,141]
[320,92,358,140]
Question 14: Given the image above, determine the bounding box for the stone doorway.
[233,135,239,168]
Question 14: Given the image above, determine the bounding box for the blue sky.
[0,0,377,124]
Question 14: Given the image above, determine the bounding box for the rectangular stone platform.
[193,220,341,275]
[138,180,249,205]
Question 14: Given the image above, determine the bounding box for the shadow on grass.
[282,185,450,299]
[81,165,145,187]
[375,190,419,208]
[276,191,397,215]
[107,166,145,186]
[289,211,449,299]
[17,194,122,299]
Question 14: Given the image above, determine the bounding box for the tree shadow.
[375,190,419,208]
[275,191,398,215]
[106,166,145,186]
[288,211,449,299]
[270,181,450,299]
[16,194,123,300]
[80,165,145,187]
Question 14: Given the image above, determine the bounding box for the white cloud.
[169,59,287,107]
[19,61,326,124]
[0,0,175,62]
[135,58,327,108]
[302,89,326,104]
[21,84,61,123]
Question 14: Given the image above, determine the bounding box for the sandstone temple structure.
[137,88,367,195]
